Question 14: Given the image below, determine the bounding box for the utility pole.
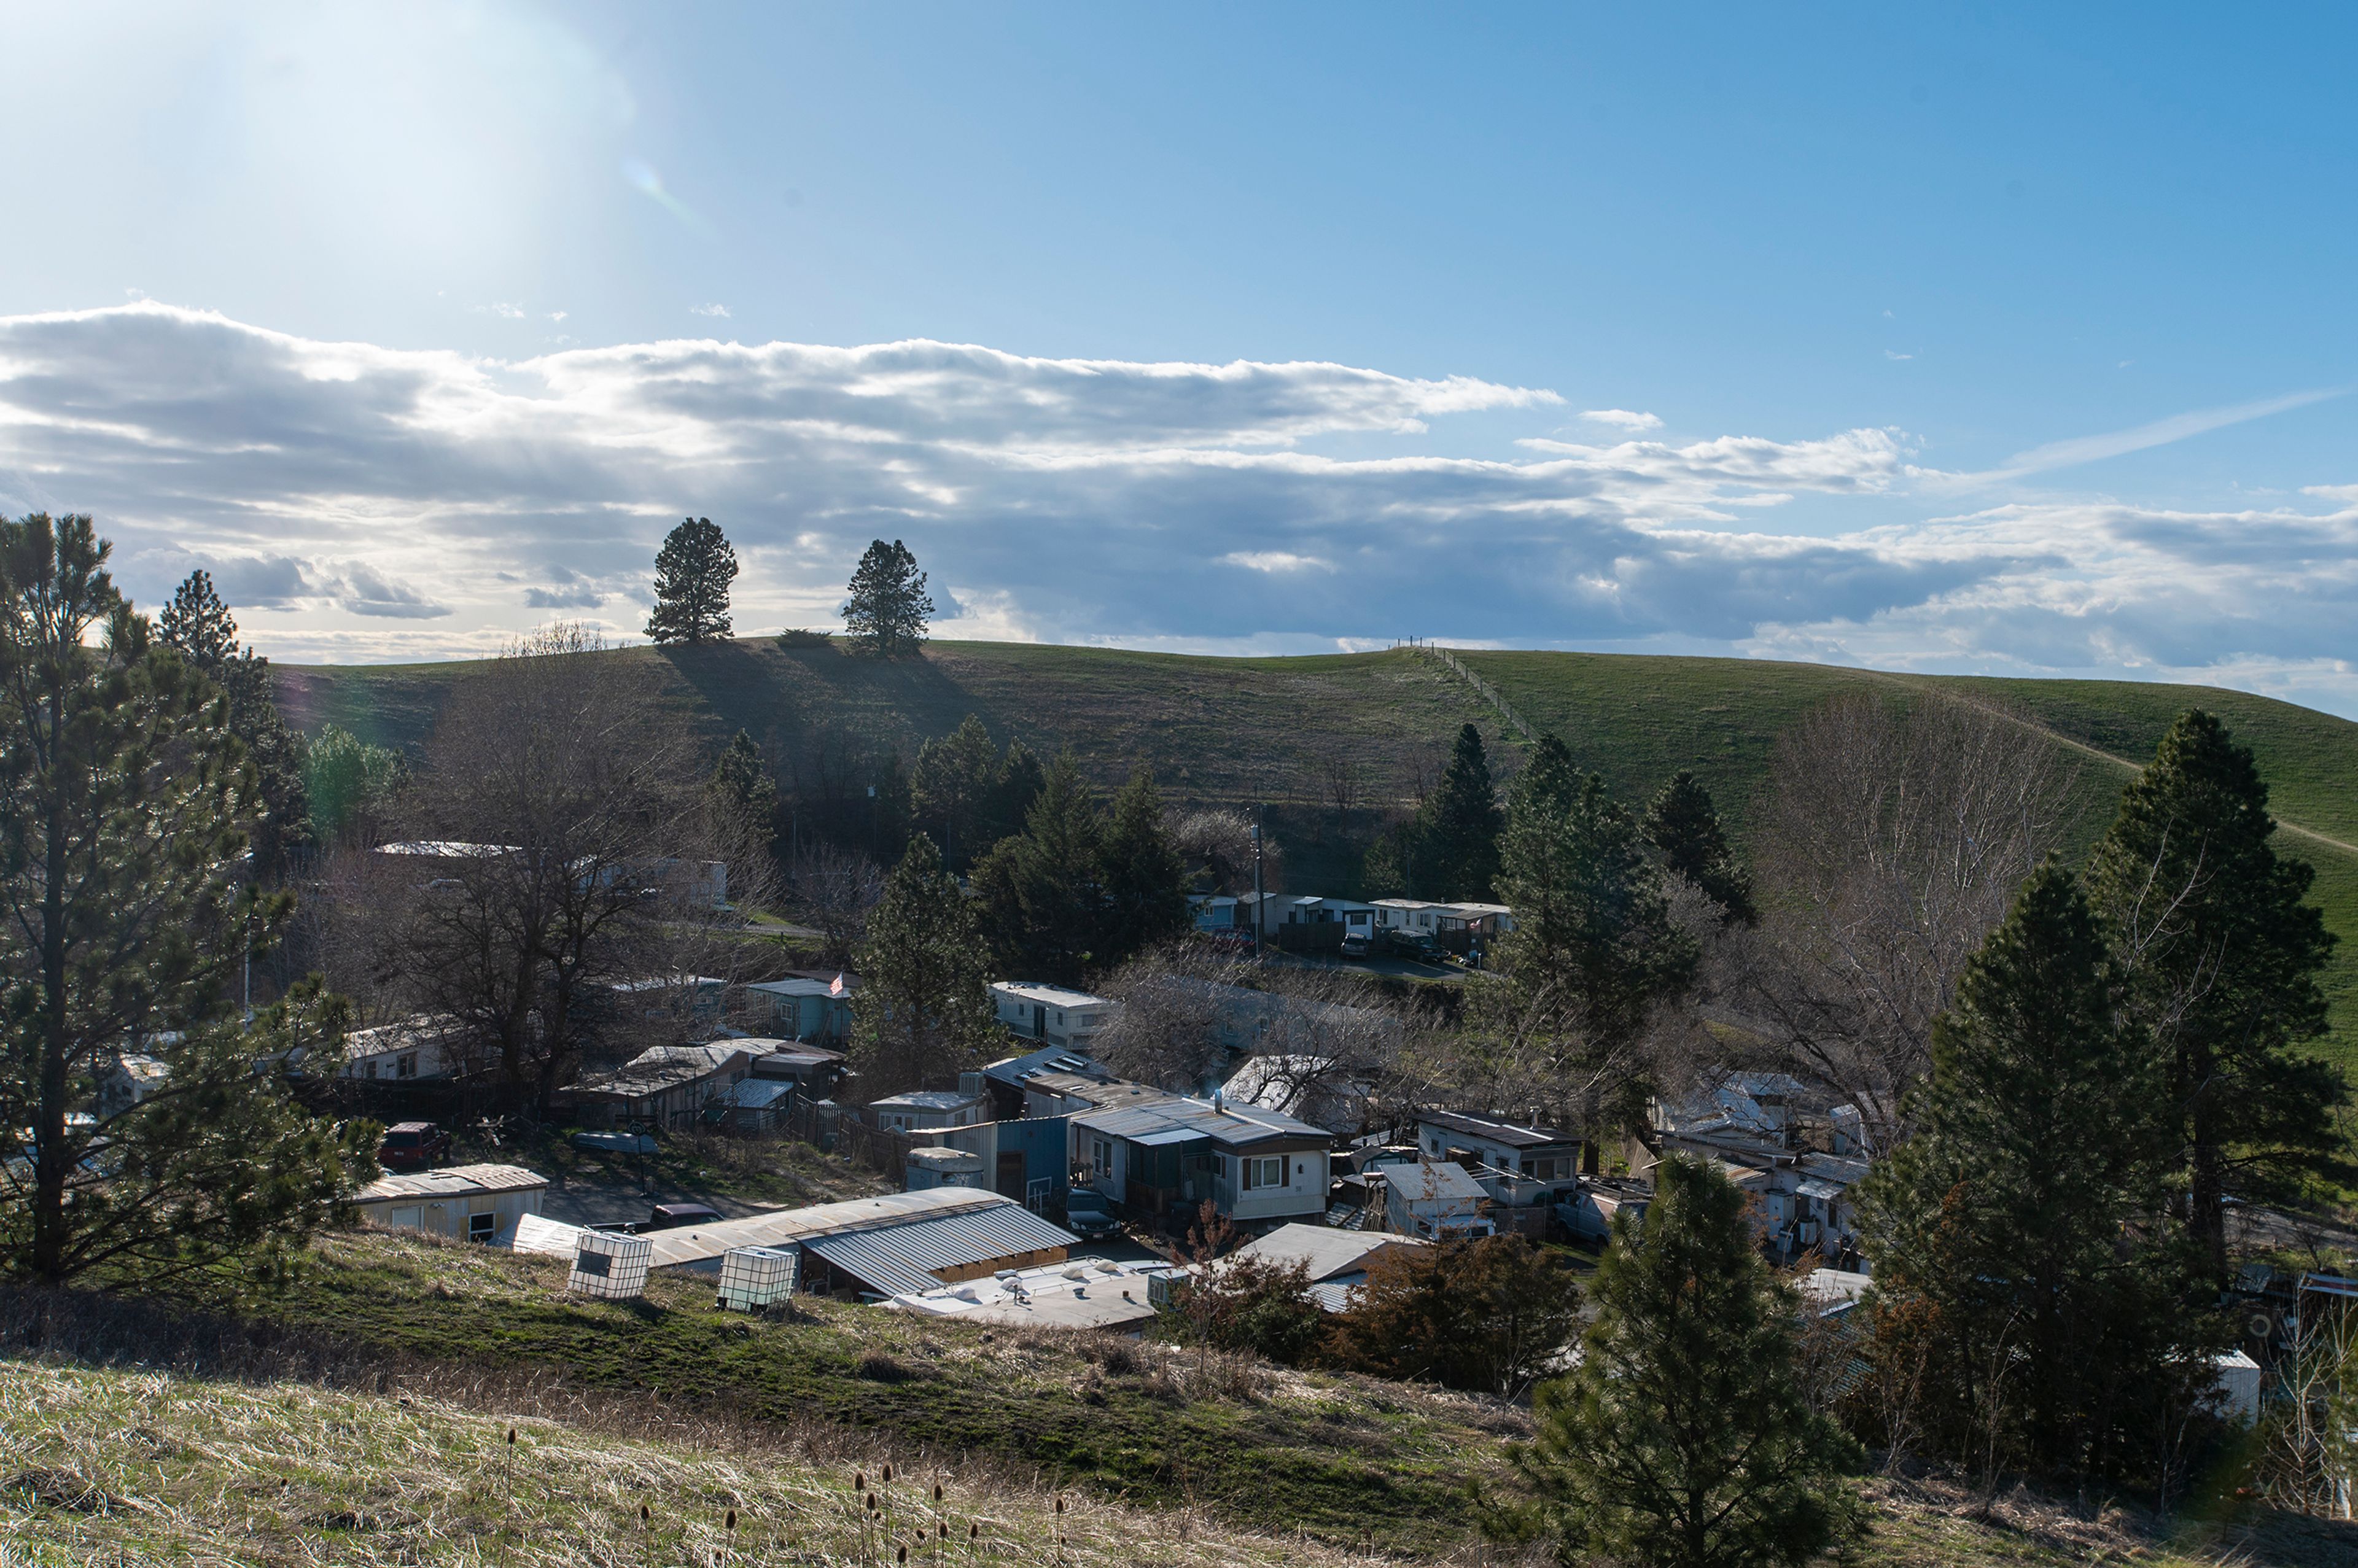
[1251,803,1265,958]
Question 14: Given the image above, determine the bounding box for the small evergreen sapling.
[1509,1153,1863,1568]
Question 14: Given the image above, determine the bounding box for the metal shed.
[801,1203,1078,1298]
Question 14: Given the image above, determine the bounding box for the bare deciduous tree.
[788,839,884,968]
[1318,746,1363,823]
[369,625,774,1111]
[1728,692,2076,1144]
[1171,807,1280,896]
[1094,944,1411,1133]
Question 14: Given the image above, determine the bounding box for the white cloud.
[1220,551,1335,574]
[1579,408,1661,432]
[0,301,2352,713]
[689,303,730,318]
[1942,386,2351,487]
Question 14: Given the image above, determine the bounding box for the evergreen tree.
[1099,767,1193,962]
[912,714,1002,869]
[1856,861,2202,1479]
[0,515,374,1283]
[850,834,998,1097]
[1492,736,1697,1130]
[303,723,408,843]
[157,569,310,871]
[644,516,737,645]
[973,750,1107,985]
[841,538,933,658]
[1418,723,1504,900]
[1330,1235,1586,1397]
[1511,1154,1864,1568]
[990,738,1046,843]
[2085,710,2344,1281]
[1645,768,1756,924]
[712,729,779,848]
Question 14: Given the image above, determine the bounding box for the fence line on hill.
[1393,640,1541,743]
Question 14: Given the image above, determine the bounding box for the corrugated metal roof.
[805,1205,1078,1297]
[1417,1109,1576,1149]
[643,1187,1008,1268]
[355,1163,548,1201]
[1075,1093,1328,1148]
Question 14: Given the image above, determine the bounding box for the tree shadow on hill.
[658,640,1010,755]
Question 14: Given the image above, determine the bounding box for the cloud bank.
[0,302,2351,715]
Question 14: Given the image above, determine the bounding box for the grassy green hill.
[274,639,2358,1068]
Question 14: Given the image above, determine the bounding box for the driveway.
[534,1154,785,1227]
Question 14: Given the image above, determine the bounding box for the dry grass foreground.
[6,1357,2356,1568]
[0,1358,1391,1568]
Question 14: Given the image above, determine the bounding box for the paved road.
[1260,951,1468,983]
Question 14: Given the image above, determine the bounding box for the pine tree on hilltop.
[645,516,737,646]
[1511,1152,1864,1568]
[2084,708,2345,1281]
[1858,861,2200,1478]
[841,538,933,658]
[1644,767,1756,924]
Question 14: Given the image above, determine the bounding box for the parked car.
[1377,928,1442,963]
[1339,931,1372,959]
[645,1201,725,1232]
[1061,1188,1124,1240]
[376,1120,450,1172]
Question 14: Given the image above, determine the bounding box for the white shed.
[351,1163,549,1245]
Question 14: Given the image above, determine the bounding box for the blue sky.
[1,2,2354,712]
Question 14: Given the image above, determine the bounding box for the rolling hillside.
[274,638,2358,1068]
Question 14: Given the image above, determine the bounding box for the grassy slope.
[9,1234,2353,1567]
[0,1359,1364,1567]
[177,1231,1520,1557]
[274,640,2358,1065]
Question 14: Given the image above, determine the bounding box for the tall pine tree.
[1099,767,1193,962]
[1418,722,1504,900]
[0,516,372,1283]
[912,714,1002,869]
[2085,709,2344,1280]
[841,538,933,658]
[1857,861,2202,1479]
[1490,735,1696,1133]
[1511,1153,1863,1568]
[711,729,778,850]
[645,516,737,645]
[157,569,310,872]
[1644,768,1756,924]
[973,750,1107,985]
[850,834,998,1098]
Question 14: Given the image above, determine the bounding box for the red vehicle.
[376,1121,451,1172]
